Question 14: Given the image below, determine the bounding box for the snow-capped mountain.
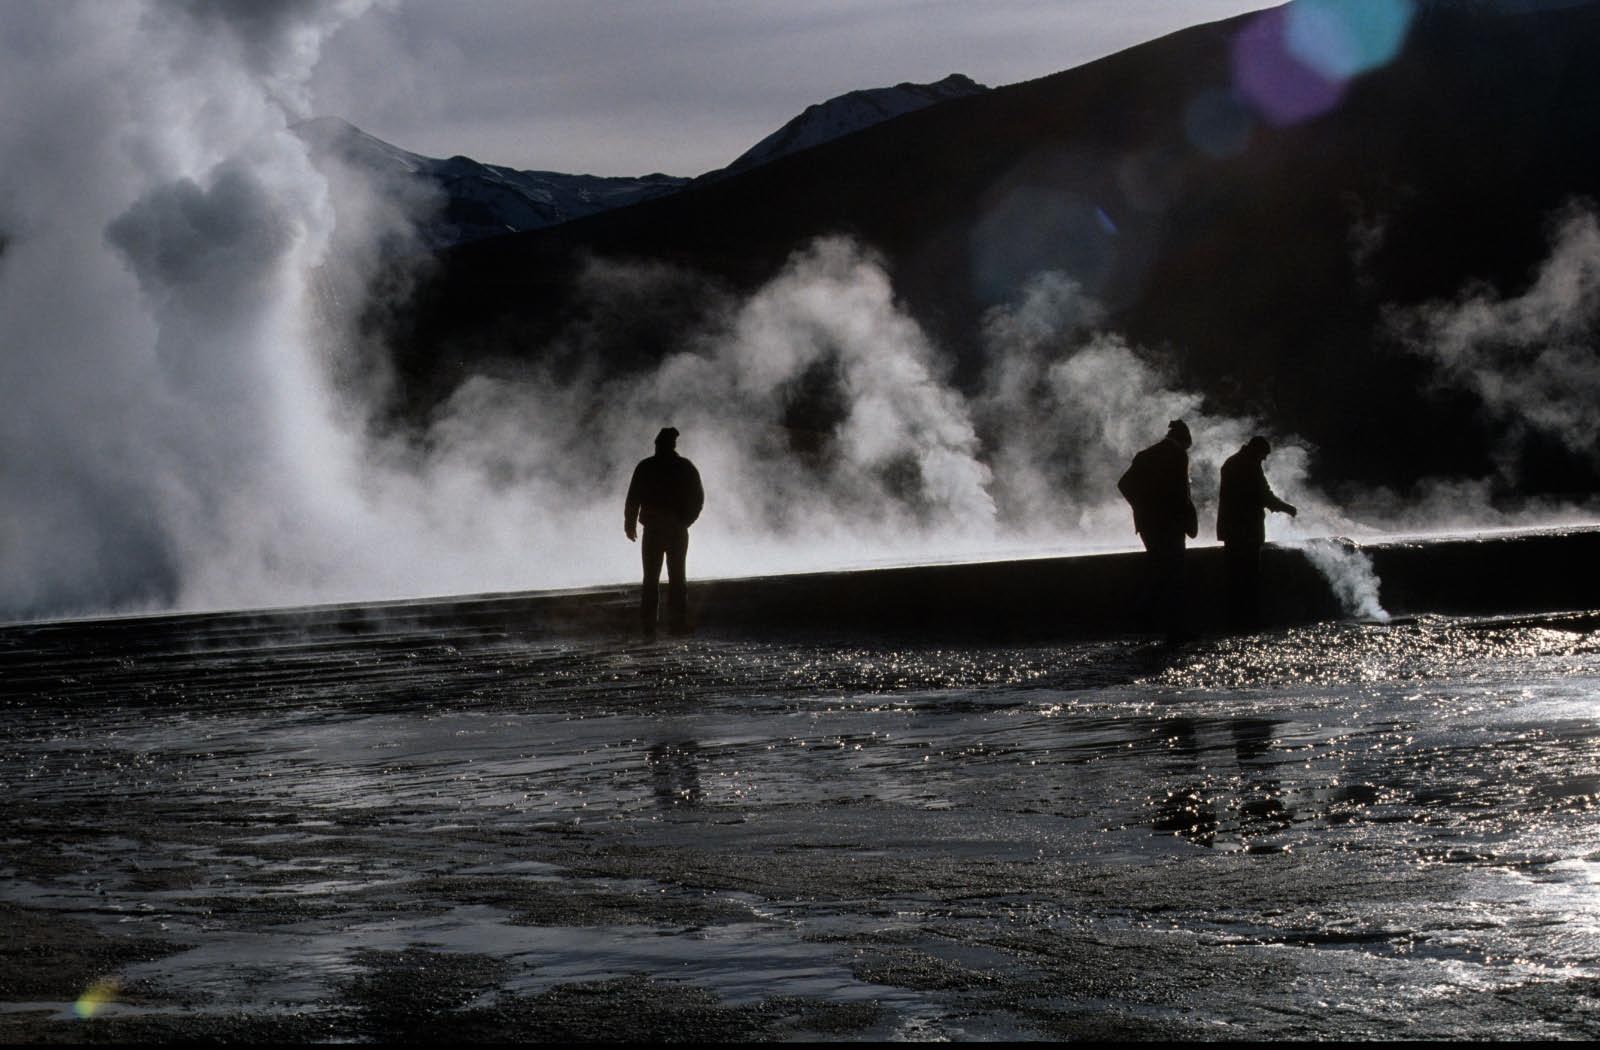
[715,73,989,177]
[297,74,987,248]
[294,117,690,248]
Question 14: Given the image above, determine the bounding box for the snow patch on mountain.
[294,117,689,248]
[296,73,987,247]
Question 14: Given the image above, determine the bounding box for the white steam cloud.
[1390,198,1600,466]
[0,0,445,619]
[0,0,1373,629]
[968,271,1387,618]
[1294,538,1388,622]
[11,0,1562,626]
[400,237,1004,587]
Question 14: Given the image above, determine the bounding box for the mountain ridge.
[712,73,989,178]
[383,1,1600,502]
[299,72,990,248]
[294,116,690,247]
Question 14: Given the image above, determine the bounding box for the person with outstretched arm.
[1217,435,1297,632]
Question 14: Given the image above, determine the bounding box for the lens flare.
[1232,0,1416,126]
[1287,0,1416,81]
[74,977,120,1019]
[1232,6,1345,125]
[970,186,1119,304]
[1184,88,1255,159]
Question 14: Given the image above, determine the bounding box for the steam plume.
[8,0,1575,627]
[1389,198,1600,468]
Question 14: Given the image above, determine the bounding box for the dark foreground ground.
[2,528,1599,1042]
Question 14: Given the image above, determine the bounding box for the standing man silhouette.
[1118,419,1199,642]
[1217,436,1297,632]
[625,427,703,640]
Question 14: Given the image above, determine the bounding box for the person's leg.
[1224,542,1258,632]
[1240,542,1262,629]
[1137,533,1162,632]
[641,529,667,639]
[665,527,690,634]
[1149,534,1187,641]
[1166,541,1188,640]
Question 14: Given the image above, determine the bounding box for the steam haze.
[3,1,1597,625]
[1389,200,1600,471]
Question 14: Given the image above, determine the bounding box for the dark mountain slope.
[389,2,1600,498]
[713,73,990,178]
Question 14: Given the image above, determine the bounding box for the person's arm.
[1261,472,1296,517]
[684,463,704,527]
[624,464,642,541]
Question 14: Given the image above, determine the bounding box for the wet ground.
[3,600,1600,1041]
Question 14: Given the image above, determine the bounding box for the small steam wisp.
[1283,534,1391,622]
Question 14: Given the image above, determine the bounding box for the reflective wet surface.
[3,607,1599,1040]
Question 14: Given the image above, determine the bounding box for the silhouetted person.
[1118,419,1198,641]
[1217,435,1296,632]
[625,427,703,640]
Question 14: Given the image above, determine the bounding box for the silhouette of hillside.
[387,2,1600,499]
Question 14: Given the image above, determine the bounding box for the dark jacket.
[1217,449,1293,545]
[625,452,704,532]
[1118,438,1197,540]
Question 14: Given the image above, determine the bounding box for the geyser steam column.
[0,1,389,621]
[0,1,1420,627]
[107,152,358,580]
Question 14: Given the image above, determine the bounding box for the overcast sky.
[309,1,1280,177]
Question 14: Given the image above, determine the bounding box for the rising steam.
[10,0,1590,626]
[1388,198,1600,469]
[0,0,1373,622]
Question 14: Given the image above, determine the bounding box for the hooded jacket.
[1118,437,1198,540]
[1217,448,1293,545]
